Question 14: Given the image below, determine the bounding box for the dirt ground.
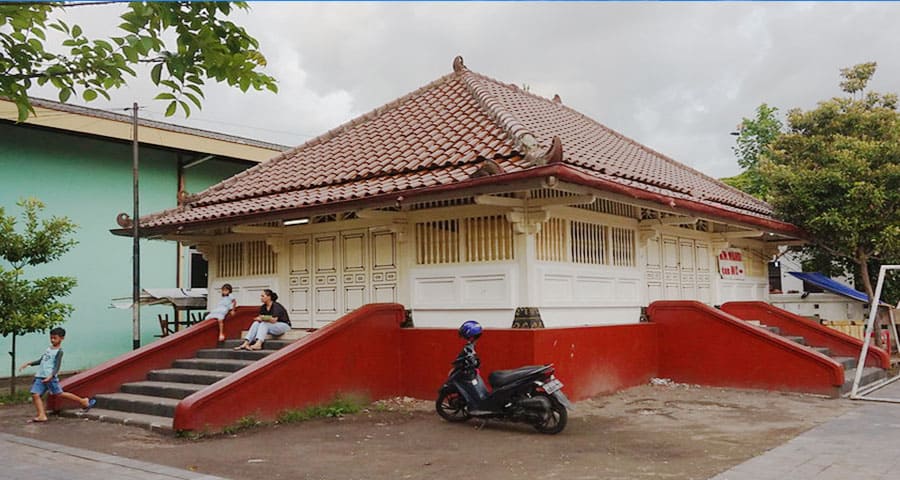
[0,382,855,480]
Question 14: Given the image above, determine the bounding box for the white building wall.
[201,197,793,329]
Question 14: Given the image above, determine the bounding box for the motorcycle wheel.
[532,394,567,434]
[435,389,470,422]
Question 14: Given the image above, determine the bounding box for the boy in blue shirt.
[18,327,94,422]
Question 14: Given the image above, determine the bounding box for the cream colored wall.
[204,200,780,329]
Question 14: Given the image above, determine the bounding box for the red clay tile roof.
[134,56,791,235]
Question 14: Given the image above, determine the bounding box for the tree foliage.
[722,103,783,199]
[761,62,900,299]
[0,2,277,121]
[0,199,77,392]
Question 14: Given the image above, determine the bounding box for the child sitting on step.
[206,283,237,342]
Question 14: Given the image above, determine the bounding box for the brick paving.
[712,378,900,479]
[0,433,225,480]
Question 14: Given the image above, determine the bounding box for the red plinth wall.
[56,300,862,431]
[177,307,659,431]
[721,301,890,369]
[399,323,658,402]
[648,301,845,397]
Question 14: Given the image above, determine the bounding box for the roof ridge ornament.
[523,135,563,166]
[453,55,466,73]
[469,156,506,178]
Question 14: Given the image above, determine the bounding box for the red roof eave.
[552,165,804,238]
[126,163,803,240]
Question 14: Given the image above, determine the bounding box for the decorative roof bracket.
[506,207,550,235]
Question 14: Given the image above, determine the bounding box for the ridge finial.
[453,55,466,73]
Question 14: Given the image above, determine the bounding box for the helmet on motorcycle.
[458,320,483,341]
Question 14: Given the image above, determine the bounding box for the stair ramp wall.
[721,301,890,369]
[49,307,260,411]
[173,303,405,432]
[648,301,845,397]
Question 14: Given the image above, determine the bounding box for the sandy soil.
[0,382,855,480]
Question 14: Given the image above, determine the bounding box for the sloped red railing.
[173,303,405,431]
[721,301,889,369]
[49,306,259,410]
[648,301,845,397]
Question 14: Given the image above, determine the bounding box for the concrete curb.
[0,433,226,480]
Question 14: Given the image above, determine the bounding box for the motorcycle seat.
[489,365,550,389]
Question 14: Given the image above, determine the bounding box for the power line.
[141,108,316,139]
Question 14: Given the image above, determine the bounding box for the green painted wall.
[0,123,252,374]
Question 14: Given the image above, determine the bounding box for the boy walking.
[18,327,94,422]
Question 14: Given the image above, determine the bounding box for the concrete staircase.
[746,320,886,394]
[60,330,309,433]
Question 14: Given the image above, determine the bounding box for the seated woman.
[234,289,291,351]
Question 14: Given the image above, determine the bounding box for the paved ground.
[5,381,900,479]
[0,433,224,480]
[713,379,900,480]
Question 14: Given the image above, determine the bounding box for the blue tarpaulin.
[788,271,879,304]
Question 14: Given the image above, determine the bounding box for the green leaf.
[82,89,97,101]
[58,88,71,103]
[164,100,177,117]
[15,100,30,122]
[94,39,112,52]
[153,92,176,101]
[71,24,82,38]
[150,63,162,85]
[179,100,191,117]
[183,91,201,108]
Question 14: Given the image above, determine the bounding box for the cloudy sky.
[35,2,900,178]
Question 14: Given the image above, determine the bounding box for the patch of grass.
[176,430,205,441]
[0,390,31,405]
[222,415,262,435]
[277,395,366,424]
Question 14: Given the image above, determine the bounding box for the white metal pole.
[851,265,889,398]
[851,266,886,397]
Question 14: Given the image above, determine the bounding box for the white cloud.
[24,2,900,178]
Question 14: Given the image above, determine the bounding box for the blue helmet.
[458,320,483,341]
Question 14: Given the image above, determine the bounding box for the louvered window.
[536,218,567,262]
[216,241,277,277]
[464,215,514,262]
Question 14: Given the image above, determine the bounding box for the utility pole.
[132,102,141,350]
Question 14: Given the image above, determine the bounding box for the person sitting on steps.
[234,289,291,351]
[206,283,236,342]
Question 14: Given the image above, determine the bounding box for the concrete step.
[811,346,831,356]
[94,392,180,418]
[842,367,888,394]
[147,368,230,385]
[784,335,807,345]
[237,328,311,341]
[171,358,254,373]
[120,380,205,400]
[763,326,782,335]
[195,348,272,361]
[222,339,293,350]
[59,408,173,434]
[832,356,858,370]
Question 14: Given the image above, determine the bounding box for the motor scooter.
[436,338,571,434]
